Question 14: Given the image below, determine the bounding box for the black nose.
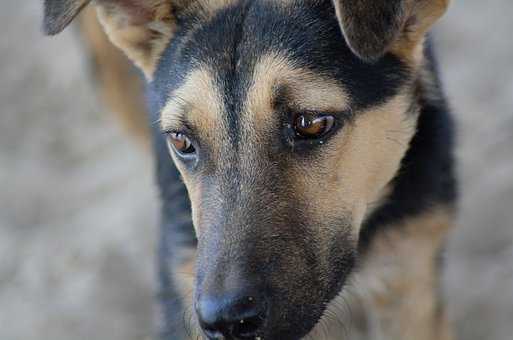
[196,291,267,339]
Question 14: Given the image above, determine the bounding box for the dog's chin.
[264,321,321,340]
[301,285,356,340]
[288,277,355,339]
[259,302,331,340]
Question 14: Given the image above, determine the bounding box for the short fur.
[43,0,457,339]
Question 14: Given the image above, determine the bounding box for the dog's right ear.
[43,0,184,79]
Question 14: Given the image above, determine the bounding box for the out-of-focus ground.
[436,2,513,339]
[0,1,512,340]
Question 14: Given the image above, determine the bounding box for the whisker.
[386,136,408,147]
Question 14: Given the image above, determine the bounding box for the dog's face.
[157,3,417,338]
[44,0,449,338]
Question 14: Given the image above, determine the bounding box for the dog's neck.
[359,43,457,253]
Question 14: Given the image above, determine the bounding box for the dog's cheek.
[169,158,203,235]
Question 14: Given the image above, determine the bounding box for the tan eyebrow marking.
[244,52,350,130]
[160,66,226,158]
[160,67,223,130]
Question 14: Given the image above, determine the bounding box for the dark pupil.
[171,133,194,153]
[295,115,327,137]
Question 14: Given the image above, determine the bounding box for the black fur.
[151,1,410,114]
[149,4,456,340]
[149,93,196,339]
[42,0,456,339]
[359,42,457,251]
[332,0,406,61]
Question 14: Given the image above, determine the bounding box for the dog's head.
[44,0,449,338]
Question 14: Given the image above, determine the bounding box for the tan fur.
[171,248,201,339]
[95,1,175,79]
[363,183,394,222]
[160,67,225,234]
[246,53,349,127]
[154,5,450,338]
[160,68,222,127]
[171,209,456,340]
[291,91,418,236]
[162,55,423,339]
[160,67,225,155]
[307,207,455,340]
[246,55,415,238]
[93,0,235,79]
[356,207,455,340]
[162,55,418,336]
[78,7,149,144]
[392,0,451,65]
[48,1,455,338]
[184,0,235,19]
[172,249,196,304]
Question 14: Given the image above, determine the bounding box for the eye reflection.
[294,114,335,139]
[167,132,196,155]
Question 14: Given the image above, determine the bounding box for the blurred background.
[0,1,512,340]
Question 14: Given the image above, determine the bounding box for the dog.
[43,0,457,339]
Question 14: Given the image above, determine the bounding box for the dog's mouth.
[192,269,355,340]
[192,220,357,340]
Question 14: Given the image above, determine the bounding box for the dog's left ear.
[43,0,179,79]
[332,0,450,62]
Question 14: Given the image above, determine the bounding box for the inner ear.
[43,0,179,79]
[94,0,176,79]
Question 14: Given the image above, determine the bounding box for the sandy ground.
[0,1,512,340]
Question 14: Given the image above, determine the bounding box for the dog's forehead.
[155,1,341,92]
[160,53,349,161]
[160,1,347,123]
[158,0,408,141]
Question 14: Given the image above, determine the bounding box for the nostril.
[196,293,266,339]
[233,313,264,337]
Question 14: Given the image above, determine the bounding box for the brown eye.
[294,114,335,139]
[167,132,196,154]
